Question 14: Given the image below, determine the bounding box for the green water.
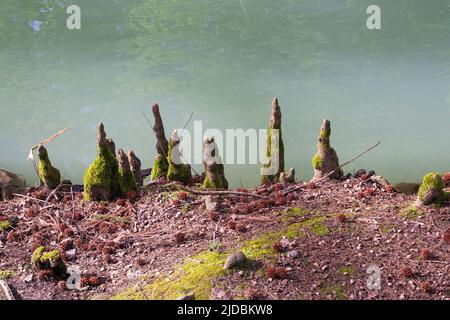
[1,0,449,188]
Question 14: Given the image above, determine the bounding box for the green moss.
[318,127,331,150]
[203,164,225,189]
[380,223,397,235]
[38,147,61,189]
[83,145,118,202]
[112,250,227,300]
[31,246,46,264]
[0,220,12,231]
[312,153,323,170]
[41,250,61,263]
[418,172,445,205]
[339,267,356,275]
[261,125,284,184]
[118,166,137,195]
[0,270,15,279]
[400,206,423,220]
[241,231,282,260]
[151,155,168,180]
[285,216,330,239]
[167,139,192,184]
[281,207,310,222]
[320,284,347,300]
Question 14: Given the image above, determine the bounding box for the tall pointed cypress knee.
[167,130,192,184]
[37,144,61,189]
[118,149,137,195]
[311,119,343,181]
[150,103,169,180]
[83,123,119,201]
[261,97,284,184]
[203,136,228,189]
[128,150,142,188]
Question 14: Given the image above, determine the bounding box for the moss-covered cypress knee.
[167,130,193,184]
[202,136,228,189]
[83,123,119,202]
[311,119,343,181]
[118,149,137,195]
[128,150,142,188]
[150,103,169,180]
[31,246,67,280]
[416,172,445,206]
[37,144,61,189]
[261,97,285,184]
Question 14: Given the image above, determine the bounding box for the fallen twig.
[177,185,267,199]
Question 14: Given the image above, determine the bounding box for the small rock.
[223,251,247,270]
[288,250,299,259]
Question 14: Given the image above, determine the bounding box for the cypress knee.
[150,103,169,180]
[202,136,228,189]
[261,97,284,184]
[128,150,142,187]
[37,144,61,189]
[167,130,192,184]
[83,123,119,201]
[311,119,343,181]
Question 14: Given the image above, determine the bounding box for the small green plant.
[400,206,423,220]
[208,241,222,251]
[0,220,12,231]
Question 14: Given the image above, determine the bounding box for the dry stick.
[45,184,72,204]
[177,184,267,199]
[282,141,382,195]
[12,193,51,205]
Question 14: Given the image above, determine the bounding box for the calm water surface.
[0,0,449,187]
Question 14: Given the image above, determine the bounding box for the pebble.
[288,250,299,259]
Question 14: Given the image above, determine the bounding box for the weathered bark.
[37,144,61,189]
[128,150,142,187]
[151,103,169,180]
[311,119,343,181]
[261,97,285,184]
[280,168,295,185]
[167,130,192,184]
[0,169,26,201]
[202,136,228,189]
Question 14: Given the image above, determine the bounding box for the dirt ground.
[0,175,448,300]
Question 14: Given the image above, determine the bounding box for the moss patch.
[418,172,445,205]
[338,266,356,276]
[312,153,323,170]
[112,250,227,300]
[400,206,423,220]
[0,220,12,231]
[0,270,15,279]
[281,207,310,222]
[151,155,168,180]
[320,284,347,300]
[83,145,118,202]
